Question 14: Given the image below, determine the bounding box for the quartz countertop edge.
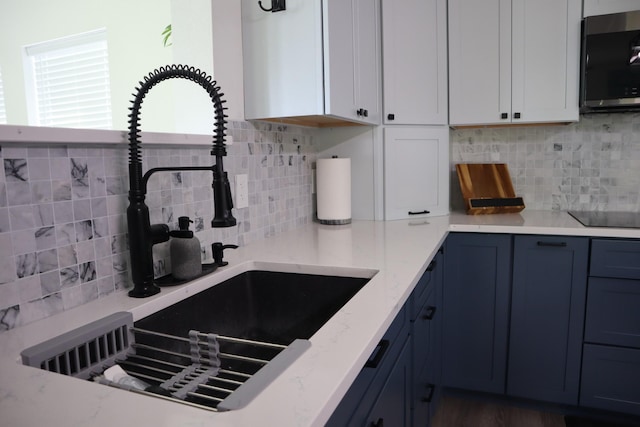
[1,211,639,427]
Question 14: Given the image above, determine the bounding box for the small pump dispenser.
[169,216,202,280]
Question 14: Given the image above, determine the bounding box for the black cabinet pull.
[501,112,508,119]
[536,241,567,247]
[371,418,384,427]
[421,384,435,403]
[427,260,436,271]
[363,109,369,117]
[258,0,286,12]
[365,339,390,368]
[514,112,521,119]
[422,305,437,320]
[387,113,395,120]
[408,210,430,215]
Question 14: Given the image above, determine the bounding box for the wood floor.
[431,396,566,427]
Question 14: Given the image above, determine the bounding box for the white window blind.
[24,29,112,129]
[0,66,6,124]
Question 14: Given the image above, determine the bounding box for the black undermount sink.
[135,269,371,344]
[22,268,373,411]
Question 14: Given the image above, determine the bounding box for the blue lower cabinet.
[442,233,590,406]
[442,233,512,394]
[580,238,640,417]
[411,251,442,427]
[365,337,412,427]
[326,305,410,426]
[581,344,640,416]
[327,254,443,427]
[507,235,588,405]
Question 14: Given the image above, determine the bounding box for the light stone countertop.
[1,211,639,427]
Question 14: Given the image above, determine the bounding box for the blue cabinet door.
[507,235,588,405]
[366,337,412,427]
[442,233,512,394]
[326,306,410,426]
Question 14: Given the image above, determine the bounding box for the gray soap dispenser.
[169,216,202,281]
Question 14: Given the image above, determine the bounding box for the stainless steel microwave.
[580,10,640,113]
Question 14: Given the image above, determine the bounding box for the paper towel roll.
[316,157,351,225]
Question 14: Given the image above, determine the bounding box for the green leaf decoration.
[162,24,172,47]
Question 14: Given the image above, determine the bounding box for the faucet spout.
[126,65,236,298]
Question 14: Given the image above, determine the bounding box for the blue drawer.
[585,277,640,349]
[591,239,640,280]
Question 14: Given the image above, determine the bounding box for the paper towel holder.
[316,156,352,225]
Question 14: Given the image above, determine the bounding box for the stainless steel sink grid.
[21,311,310,411]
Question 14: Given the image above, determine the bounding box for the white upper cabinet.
[241,0,381,127]
[381,0,448,125]
[448,0,582,126]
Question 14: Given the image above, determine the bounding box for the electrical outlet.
[235,174,249,209]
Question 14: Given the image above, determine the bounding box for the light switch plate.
[235,174,249,208]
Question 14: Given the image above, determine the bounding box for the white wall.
[0,0,245,133]
[0,0,175,131]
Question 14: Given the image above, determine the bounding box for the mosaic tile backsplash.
[1,112,639,331]
[450,113,640,212]
[0,120,315,331]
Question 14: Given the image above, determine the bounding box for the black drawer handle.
[422,305,437,320]
[365,339,390,369]
[426,260,436,272]
[537,241,567,247]
[421,384,435,403]
[408,210,430,215]
[371,418,384,427]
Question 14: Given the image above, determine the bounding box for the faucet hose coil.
[127,64,228,191]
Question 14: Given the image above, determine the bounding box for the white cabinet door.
[325,0,381,125]
[383,127,449,220]
[354,0,382,125]
[448,0,580,126]
[242,0,324,120]
[511,0,580,123]
[448,0,511,126]
[382,0,448,125]
[324,0,357,121]
[243,0,380,126]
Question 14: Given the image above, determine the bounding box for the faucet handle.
[212,242,238,267]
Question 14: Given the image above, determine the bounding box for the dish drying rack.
[21,312,310,411]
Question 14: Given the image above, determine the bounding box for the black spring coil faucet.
[127,65,236,298]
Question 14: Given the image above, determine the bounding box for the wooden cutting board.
[456,163,525,215]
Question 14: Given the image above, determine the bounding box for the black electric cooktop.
[568,211,640,229]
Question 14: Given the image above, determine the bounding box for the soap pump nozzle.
[170,216,194,239]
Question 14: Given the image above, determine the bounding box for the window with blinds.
[0,66,6,124]
[24,28,112,129]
